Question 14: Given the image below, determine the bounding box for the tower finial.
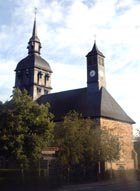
[34,7,37,19]
[27,8,42,55]
[94,34,96,44]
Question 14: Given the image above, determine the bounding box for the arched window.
[44,73,50,86]
[37,71,43,84]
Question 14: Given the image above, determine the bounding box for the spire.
[92,40,98,51]
[33,7,37,37]
[32,17,37,38]
[27,12,42,55]
[86,40,105,57]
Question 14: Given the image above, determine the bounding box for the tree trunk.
[98,161,101,174]
[21,163,24,180]
[97,161,101,180]
[110,161,113,179]
[38,159,41,177]
[67,167,70,183]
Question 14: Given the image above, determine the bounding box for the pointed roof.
[30,18,40,42]
[27,17,42,55]
[15,18,52,73]
[37,87,135,124]
[87,41,105,57]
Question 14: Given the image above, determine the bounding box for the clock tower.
[86,41,106,92]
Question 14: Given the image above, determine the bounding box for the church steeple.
[87,40,104,57]
[27,17,42,55]
[86,41,106,92]
[15,17,52,100]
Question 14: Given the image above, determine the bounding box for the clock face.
[89,70,96,77]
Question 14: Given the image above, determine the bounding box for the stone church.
[15,18,137,170]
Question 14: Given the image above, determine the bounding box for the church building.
[15,18,137,170]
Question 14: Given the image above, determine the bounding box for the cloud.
[51,61,86,93]
[0,59,15,102]
[0,0,140,130]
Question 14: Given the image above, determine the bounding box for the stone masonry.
[100,117,136,170]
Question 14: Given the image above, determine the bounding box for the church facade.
[15,19,137,170]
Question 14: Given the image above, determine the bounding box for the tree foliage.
[134,129,140,162]
[55,111,120,176]
[55,111,94,169]
[0,89,54,168]
[92,128,120,163]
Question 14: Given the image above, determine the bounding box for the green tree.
[134,129,140,169]
[0,89,54,170]
[55,111,120,179]
[54,111,94,178]
[92,128,120,177]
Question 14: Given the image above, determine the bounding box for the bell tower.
[15,17,52,100]
[86,41,106,92]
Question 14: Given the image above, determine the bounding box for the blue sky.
[0,0,140,132]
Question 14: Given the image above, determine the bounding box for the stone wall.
[33,68,52,100]
[100,117,136,170]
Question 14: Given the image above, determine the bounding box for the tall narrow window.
[38,71,43,84]
[37,87,41,94]
[44,73,50,86]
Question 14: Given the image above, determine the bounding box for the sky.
[0,0,140,132]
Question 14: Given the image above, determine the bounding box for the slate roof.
[29,18,40,43]
[15,54,52,72]
[86,41,105,57]
[15,18,52,73]
[37,87,135,124]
